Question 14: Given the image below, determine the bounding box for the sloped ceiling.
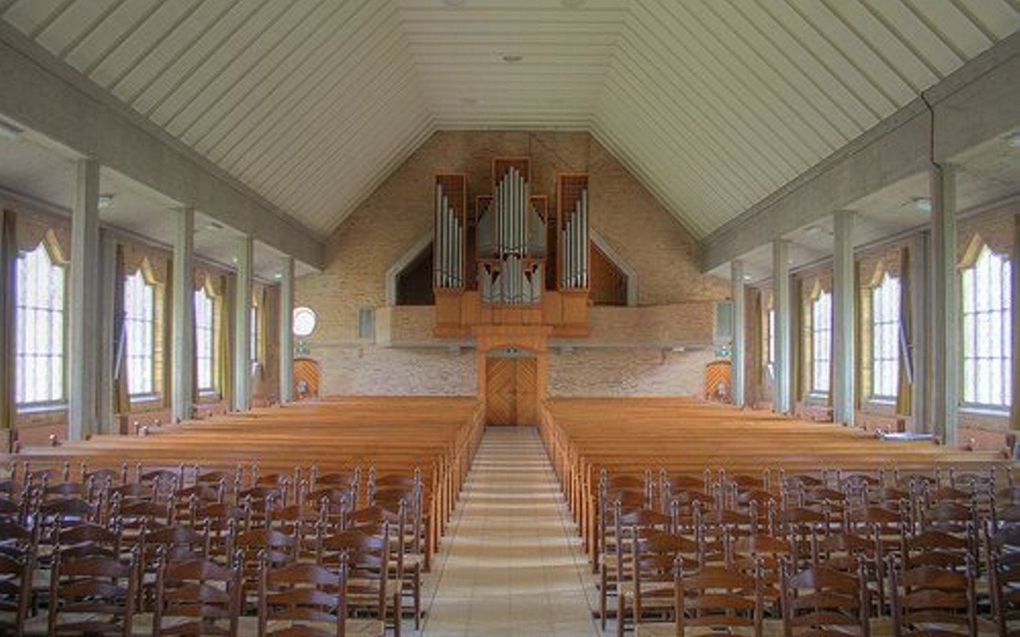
[1,0,1017,240]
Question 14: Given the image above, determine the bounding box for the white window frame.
[195,286,216,394]
[961,244,1011,410]
[767,307,775,377]
[124,269,157,398]
[870,272,900,401]
[15,241,66,408]
[810,290,832,395]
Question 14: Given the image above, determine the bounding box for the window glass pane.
[15,243,66,405]
[811,291,832,393]
[195,288,215,392]
[124,270,156,396]
[961,246,1011,407]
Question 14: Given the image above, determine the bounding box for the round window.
[293,306,317,337]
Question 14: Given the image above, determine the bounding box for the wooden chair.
[780,560,870,637]
[41,551,138,636]
[887,557,977,637]
[151,557,241,637]
[317,524,401,637]
[623,529,700,637]
[255,556,383,637]
[635,561,763,637]
[0,551,31,637]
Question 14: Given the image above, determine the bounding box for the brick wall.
[294,130,729,398]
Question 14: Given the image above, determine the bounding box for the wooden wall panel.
[293,357,320,400]
[589,244,627,306]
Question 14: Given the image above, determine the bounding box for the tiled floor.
[421,426,600,637]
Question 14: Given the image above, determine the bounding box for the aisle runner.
[422,427,599,637]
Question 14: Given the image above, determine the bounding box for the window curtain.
[113,243,130,417]
[853,261,863,412]
[749,289,763,407]
[218,274,235,409]
[790,277,803,410]
[896,247,912,417]
[0,210,17,442]
[257,286,268,381]
[162,258,173,409]
[191,276,200,405]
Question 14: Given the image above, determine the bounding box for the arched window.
[15,241,65,405]
[124,270,156,396]
[870,272,900,400]
[961,245,1011,408]
[811,290,832,394]
[195,286,216,393]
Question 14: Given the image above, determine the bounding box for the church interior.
[0,1,1019,635]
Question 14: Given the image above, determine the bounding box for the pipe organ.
[433,175,467,290]
[432,158,590,338]
[476,161,547,305]
[557,175,589,290]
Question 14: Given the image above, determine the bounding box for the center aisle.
[421,426,600,637]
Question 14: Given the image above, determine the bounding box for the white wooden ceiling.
[2,0,1017,240]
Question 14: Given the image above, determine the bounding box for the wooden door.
[485,357,538,426]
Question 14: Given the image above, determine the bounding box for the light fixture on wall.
[0,120,22,142]
[97,194,115,209]
[912,197,932,213]
[1007,132,1020,148]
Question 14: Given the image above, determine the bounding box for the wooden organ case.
[433,159,591,338]
[432,158,591,425]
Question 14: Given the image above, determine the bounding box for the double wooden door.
[485,356,538,425]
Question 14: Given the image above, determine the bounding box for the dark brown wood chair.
[151,557,241,637]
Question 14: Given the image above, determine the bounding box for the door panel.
[515,358,538,425]
[485,358,516,425]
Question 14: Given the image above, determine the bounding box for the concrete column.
[233,236,253,412]
[773,240,791,414]
[730,260,746,407]
[930,164,958,446]
[910,232,929,433]
[97,230,116,434]
[68,158,101,440]
[279,257,294,403]
[172,207,194,423]
[832,212,855,425]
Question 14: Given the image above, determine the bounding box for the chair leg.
[393,590,402,637]
[599,565,607,630]
[413,567,421,631]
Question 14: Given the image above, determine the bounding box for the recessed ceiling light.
[502,54,523,63]
[0,120,21,142]
[97,194,114,209]
[205,222,224,231]
[912,197,932,213]
[273,272,283,280]
[1007,132,1020,148]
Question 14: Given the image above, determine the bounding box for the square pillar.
[730,260,745,407]
[909,233,929,433]
[68,158,101,440]
[172,207,195,423]
[832,212,855,425]
[97,230,117,434]
[930,164,958,446]
[279,257,294,403]
[233,236,253,412]
[773,240,791,414]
